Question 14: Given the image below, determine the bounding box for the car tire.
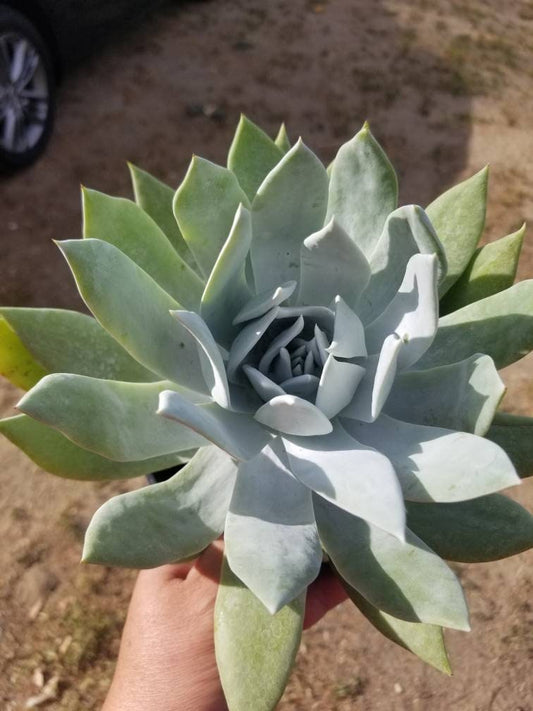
[0,5,55,171]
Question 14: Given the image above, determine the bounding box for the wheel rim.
[0,31,50,154]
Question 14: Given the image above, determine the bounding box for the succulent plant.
[2,116,533,711]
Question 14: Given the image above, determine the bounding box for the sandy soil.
[1,0,533,708]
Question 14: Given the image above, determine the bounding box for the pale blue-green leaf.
[0,315,48,390]
[251,139,328,293]
[0,414,190,481]
[258,317,304,374]
[170,310,230,408]
[276,305,335,334]
[227,307,279,384]
[227,115,284,201]
[440,224,525,315]
[255,394,332,436]
[82,188,203,310]
[315,355,365,419]
[128,162,198,270]
[0,308,156,382]
[225,439,321,614]
[83,446,237,567]
[426,166,488,295]
[233,282,296,325]
[365,254,438,369]
[357,205,447,323]
[173,156,250,278]
[407,494,533,563]
[358,205,446,323]
[200,204,253,347]
[486,413,533,478]
[58,239,208,393]
[326,123,398,258]
[243,365,284,402]
[280,374,320,399]
[158,390,271,461]
[385,354,505,436]
[315,497,469,630]
[274,123,291,153]
[344,414,520,502]
[341,334,403,422]
[327,296,367,358]
[340,578,451,674]
[298,218,371,308]
[283,423,405,538]
[417,280,533,370]
[17,375,207,461]
[215,556,304,711]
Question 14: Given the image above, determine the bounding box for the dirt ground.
[1,0,533,708]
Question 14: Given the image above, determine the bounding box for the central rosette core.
[240,311,333,403]
[224,281,370,429]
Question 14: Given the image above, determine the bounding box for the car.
[0,0,166,170]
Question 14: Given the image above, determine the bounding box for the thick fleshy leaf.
[440,224,525,315]
[340,578,451,674]
[327,296,366,358]
[228,115,284,201]
[158,390,271,461]
[315,355,365,418]
[83,446,237,566]
[417,280,533,370]
[128,162,197,270]
[258,317,304,374]
[344,414,520,502]
[407,494,533,563]
[82,188,203,309]
[486,413,533,478]
[227,307,279,383]
[173,156,250,278]
[0,316,47,390]
[276,305,334,334]
[170,311,230,408]
[251,139,328,293]
[225,440,322,613]
[385,354,505,436]
[359,205,446,323]
[274,123,291,153]
[298,218,371,308]
[200,204,253,347]
[215,556,304,711]
[233,282,296,325]
[365,254,438,369]
[326,123,398,258]
[280,374,319,399]
[243,365,284,402]
[18,375,207,461]
[315,497,469,630]
[0,414,190,481]
[341,334,403,422]
[426,167,488,295]
[282,423,405,538]
[255,395,332,436]
[58,239,208,393]
[0,307,156,383]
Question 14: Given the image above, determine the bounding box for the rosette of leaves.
[2,117,533,711]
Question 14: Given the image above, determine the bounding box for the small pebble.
[25,675,60,707]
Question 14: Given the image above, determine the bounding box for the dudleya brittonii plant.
[2,116,533,710]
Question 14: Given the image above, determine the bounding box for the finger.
[188,540,224,586]
[134,561,196,595]
[303,564,348,629]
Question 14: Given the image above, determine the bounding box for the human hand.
[102,541,347,711]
